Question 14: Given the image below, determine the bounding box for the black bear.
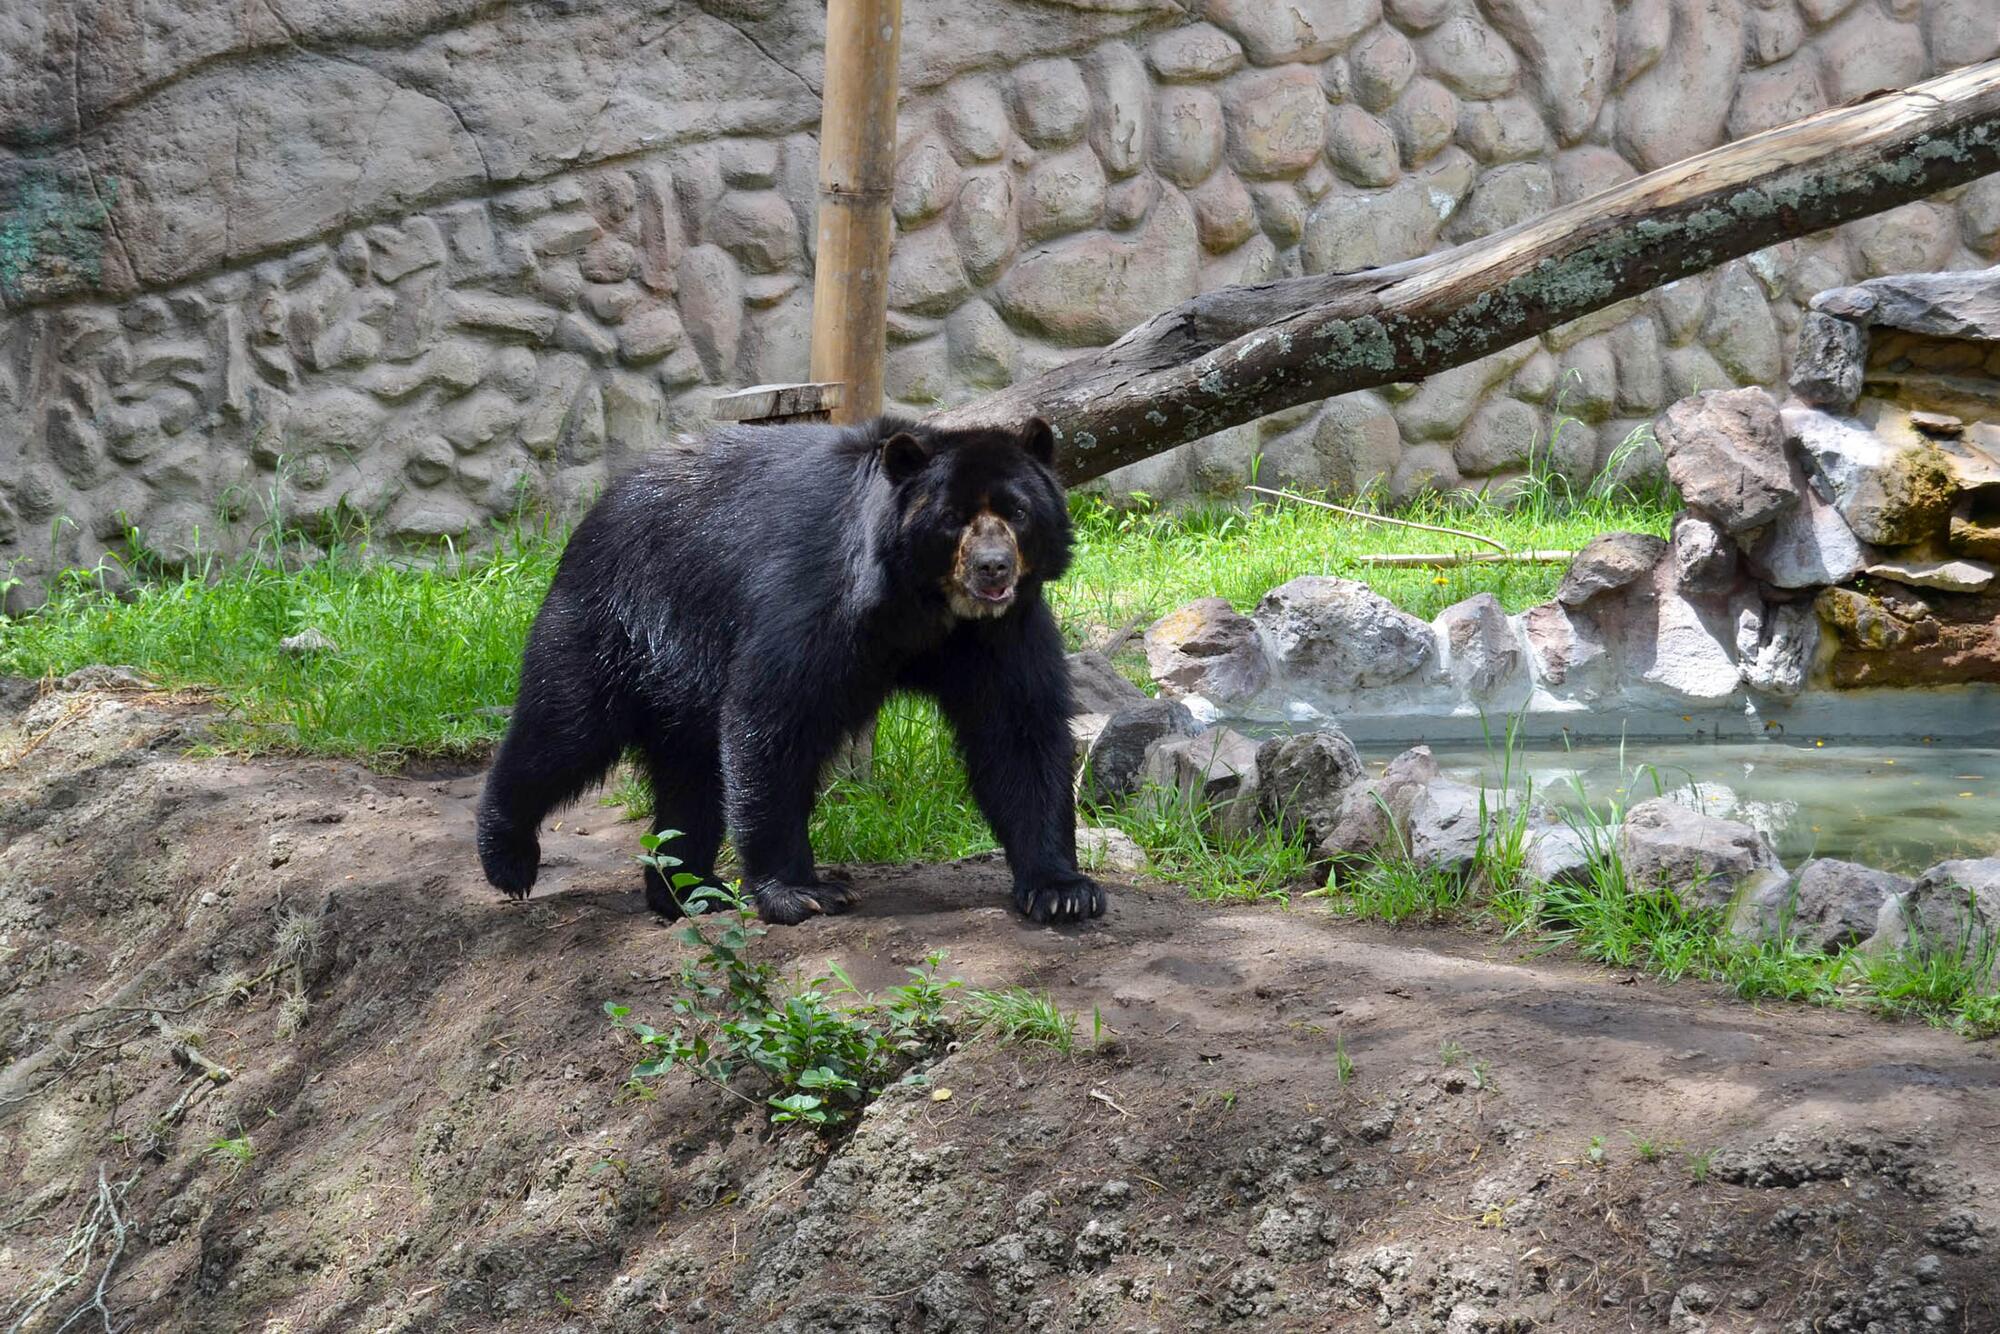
[476,415,1104,926]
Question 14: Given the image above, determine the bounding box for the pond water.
[1362,735,2000,876]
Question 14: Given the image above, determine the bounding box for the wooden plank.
[711,381,844,423]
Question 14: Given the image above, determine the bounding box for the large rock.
[1067,651,1147,716]
[1255,728,1367,846]
[1743,460,1868,590]
[1636,561,1742,704]
[1733,598,1818,698]
[1731,858,1913,952]
[1422,14,1519,98]
[1252,576,1434,690]
[1789,311,1867,411]
[1433,592,1525,700]
[1009,59,1090,149]
[1521,600,1615,700]
[1782,406,1957,548]
[1699,262,1783,387]
[994,188,1200,346]
[1147,24,1246,81]
[1204,0,1378,65]
[1221,67,1328,179]
[1619,797,1787,913]
[1319,745,1441,861]
[1653,389,1794,535]
[1873,859,2000,981]
[1556,532,1666,609]
[1670,511,1737,595]
[1145,598,1271,705]
[1856,264,2000,339]
[1082,699,1199,805]
[1479,0,1614,144]
[1522,821,1596,888]
[1404,778,1495,878]
[1614,0,1742,172]
[1140,726,1263,833]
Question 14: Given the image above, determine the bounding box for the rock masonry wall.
[3,0,1999,607]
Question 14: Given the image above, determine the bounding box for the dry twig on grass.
[1244,486,1513,553]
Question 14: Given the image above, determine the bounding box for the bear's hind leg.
[639,738,726,919]
[477,683,622,899]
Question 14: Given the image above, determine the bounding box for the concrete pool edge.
[1213,683,2000,747]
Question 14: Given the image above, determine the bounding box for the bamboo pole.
[810,0,901,781]
[809,0,902,426]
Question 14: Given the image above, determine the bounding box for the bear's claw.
[755,880,860,925]
[479,825,540,900]
[1016,873,1105,925]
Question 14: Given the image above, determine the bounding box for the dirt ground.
[2,677,1997,1334]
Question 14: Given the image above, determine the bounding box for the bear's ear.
[880,431,933,482]
[1020,417,1056,467]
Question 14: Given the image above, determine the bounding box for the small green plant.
[1334,1034,1356,1085]
[1585,1135,1607,1168]
[1470,1059,1495,1092]
[963,987,1077,1054]
[1626,1133,1668,1164]
[605,834,959,1131]
[1687,1147,1717,1184]
[1439,1039,1467,1067]
[208,1134,255,1169]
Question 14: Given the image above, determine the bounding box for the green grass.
[1,470,1674,765]
[1055,437,1674,637]
[1088,781,1315,903]
[962,987,1079,1053]
[0,525,560,763]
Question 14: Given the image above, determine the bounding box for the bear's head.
[880,417,1072,619]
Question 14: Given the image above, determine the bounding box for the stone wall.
[3,0,1999,607]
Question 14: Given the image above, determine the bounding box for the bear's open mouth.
[971,581,1015,604]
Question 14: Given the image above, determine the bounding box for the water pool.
[1364,735,1999,876]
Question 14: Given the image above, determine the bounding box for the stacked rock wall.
[4,0,1999,607]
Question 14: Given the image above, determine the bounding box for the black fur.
[476,416,1104,926]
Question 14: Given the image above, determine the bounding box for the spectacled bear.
[476,415,1104,926]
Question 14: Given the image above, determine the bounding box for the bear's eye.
[1007,500,1031,525]
[942,507,965,528]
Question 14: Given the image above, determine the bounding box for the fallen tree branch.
[1354,551,1576,568]
[153,1015,233,1086]
[1244,486,1512,551]
[2,1166,135,1334]
[931,60,2000,482]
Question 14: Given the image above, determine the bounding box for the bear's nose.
[973,551,1015,582]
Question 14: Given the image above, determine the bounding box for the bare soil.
[2,677,1996,1333]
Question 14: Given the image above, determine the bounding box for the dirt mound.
[2,680,1997,1332]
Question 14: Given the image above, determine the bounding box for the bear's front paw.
[478,824,540,899]
[754,880,860,926]
[1014,872,1105,925]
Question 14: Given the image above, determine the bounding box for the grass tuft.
[962,988,1078,1054]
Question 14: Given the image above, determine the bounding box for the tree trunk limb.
[928,59,2000,484]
